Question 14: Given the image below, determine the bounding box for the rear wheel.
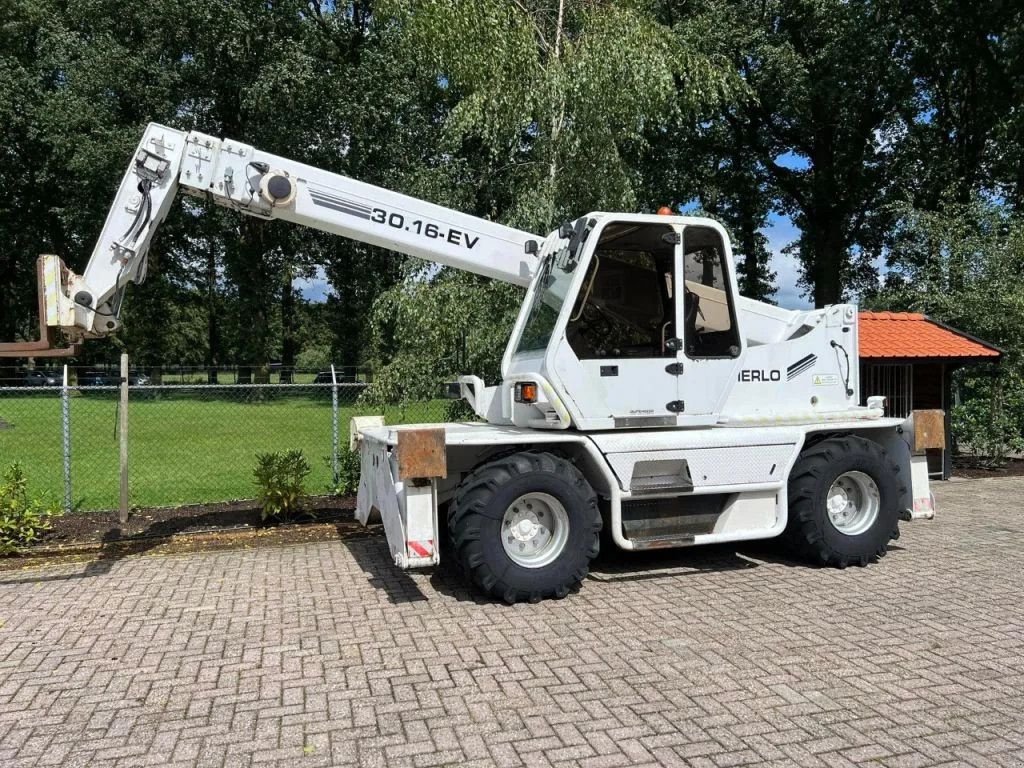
[449,452,601,603]
[784,436,903,567]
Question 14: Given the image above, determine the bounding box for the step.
[627,533,696,550]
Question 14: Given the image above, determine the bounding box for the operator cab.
[504,214,746,431]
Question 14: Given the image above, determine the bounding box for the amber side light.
[514,382,538,404]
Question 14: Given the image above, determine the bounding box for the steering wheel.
[578,301,616,356]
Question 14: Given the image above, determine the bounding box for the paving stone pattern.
[1,478,1023,767]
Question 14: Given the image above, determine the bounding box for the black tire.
[448,451,601,603]
[784,436,903,567]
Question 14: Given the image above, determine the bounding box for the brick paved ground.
[1,478,1023,768]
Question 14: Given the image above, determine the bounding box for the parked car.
[22,369,60,387]
[78,370,150,387]
[1,369,61,387]
[78,370,118,387]
[312,370,356,384]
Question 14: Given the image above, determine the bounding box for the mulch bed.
[1,495,371,571]
[953,457,1024,479]
[44,494,357,545]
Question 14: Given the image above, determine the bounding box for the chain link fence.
[0,372,450,513]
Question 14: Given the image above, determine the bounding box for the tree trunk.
[280,264,296,384]
[546,0,566,227]
[808,218,846,308]
[739,215,760,300]
[0,253,21,343]
[226,218,274,383]
[205,240,220,385]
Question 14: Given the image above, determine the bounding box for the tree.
[360,0,739,400]
[640,1,775,300]
[364,268,524,403]
[381,0,736,232]
[309,6,454,369]
[874,200,1024,361]
[168,0,314,380]
[673,0,916,307]
[899,0,1022,211]
[0,0,190,349]
[995,17,1024,212]
[5,0,1023,411]
[870,198,1024,461]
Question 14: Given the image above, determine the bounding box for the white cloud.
[763,214,812,310]
[771,249,811,309]
[294,266,333,302]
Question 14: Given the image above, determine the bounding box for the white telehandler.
[2,124,939,602]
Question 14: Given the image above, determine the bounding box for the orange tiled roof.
[858,311,1001,360]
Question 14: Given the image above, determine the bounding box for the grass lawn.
[0,391,448,511]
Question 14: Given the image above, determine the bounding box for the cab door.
[552,219,685,428]
[677,224,744,418]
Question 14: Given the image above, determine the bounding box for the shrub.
[329,447,362,496]
[253,450,311,521]
[295,343,333,371]
[445,396,477,422]
[951,375,1024,467]
[0,463,59,554]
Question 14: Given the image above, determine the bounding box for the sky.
[763,153,813,310]
[295,266,332,303]
[764,213,809,309]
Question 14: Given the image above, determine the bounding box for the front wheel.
[784,436,904,567]
[449,452,601,603]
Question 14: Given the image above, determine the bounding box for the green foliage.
[875,200,1024,362]
[362,0,742,399]
[295,343,333,372]
[0,463,59,555]
[951,372,1024,467]
[330,448,362,496]
[364,269,525,404]
[253,450,311,522]
[378,0,739,232]
[445,397,478,422]
[685,0,919,306]
[3,0,1024,420]
[897,0,1022,210]
[872,198,1024,462]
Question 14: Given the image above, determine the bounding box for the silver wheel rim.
[501,492,570,568]
[826,471,880,535]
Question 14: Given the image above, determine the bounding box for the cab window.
[565,223,676,360]
[682,226,740,358]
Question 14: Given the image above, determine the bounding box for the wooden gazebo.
[858,312,1002,479]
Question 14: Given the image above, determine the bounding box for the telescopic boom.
[0,123,540,356]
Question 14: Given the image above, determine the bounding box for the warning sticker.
[812,374,840,386]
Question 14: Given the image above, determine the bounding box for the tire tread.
[784,435,904,567]
[449,451,601,603]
